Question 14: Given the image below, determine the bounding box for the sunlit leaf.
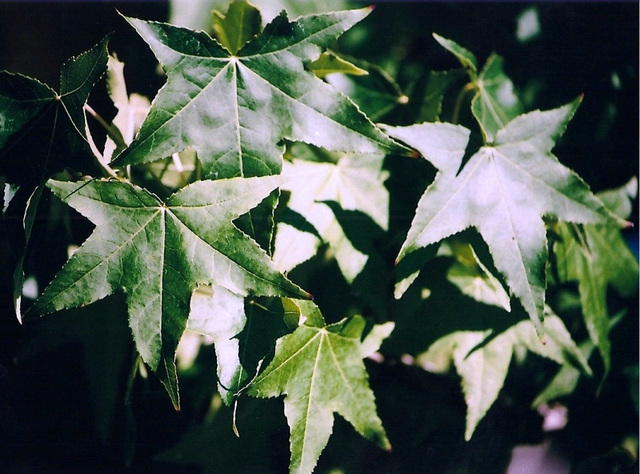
[25,176,308,407]
[387,101,623,333]
[417,313,590,440]
[249,301,390,473]
[273,151,388,281]
[114,8,400,180]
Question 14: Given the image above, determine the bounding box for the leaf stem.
[84,104,127,150]
[451,82,476,125]
[84,104,120,178]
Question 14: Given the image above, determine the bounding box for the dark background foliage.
[0,2,637,472]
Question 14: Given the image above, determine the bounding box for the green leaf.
[532,311,626,408]
[432,33,477,79]
[387,100,623,333]
[212,0,262,55]
[553,178,639,379]
[440,238,511,311]
[0,36,109,184]
[102,55,150,161]
[249,302,390,474]
[532,339,594,408]
[329,65,463,124]
[471,54,524,142]
[417,313,590,440]
[25,176,308,408]
[114,8,400,180]
[308,51,368,78]
[273,152,388,281]
[187,285,247,403]
[435,36,524,142]
[326,62,408,122]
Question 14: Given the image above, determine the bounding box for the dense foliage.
[1,1,637,472]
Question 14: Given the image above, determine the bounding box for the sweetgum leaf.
[308,51,368,78]
[432,33,477,79]
[273,152,388,280]
[471,54,524,142]
[417,313,590,440]
[249,301,390,474]
[553,178,639,379]
[386,100,623,332]
[0,36,109,184]
[25,176,308,408]
[532,311,625,407]
[212,0,262,55]
[114,8,400,179]
[187,285,247,403]
[434,35,524,142]
[440,238,511,311]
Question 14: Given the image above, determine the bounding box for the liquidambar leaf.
[212,0,262,55]
[434,35,523,142]
[308,51,368,78]
[0,36,109,184]
[273,152,389,279]
[471,54,524,142]
[25,176,308,408]
[553,178,639,380]
[387,100,623,333]
[249,301,390,474]
[187,285,247,404]
[114,8,400,180]
[416,314,590,440]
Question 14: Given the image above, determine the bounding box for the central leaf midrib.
[300,332,325,470]
[489,151,537,317]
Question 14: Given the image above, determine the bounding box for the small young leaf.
[308,51,368,78]
[471,54,524,142]
[249,302,390,474]
[435,35,524,142]
[432,33,478,79]
[212,0,262,55]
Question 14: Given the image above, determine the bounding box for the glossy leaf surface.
[114,9,399,179]
[249,301,390,474]
[26,177,307,407]
[387,102,621,332]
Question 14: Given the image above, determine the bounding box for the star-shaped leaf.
[249,300,390,474]
[25,176,308,407]
[386,100,624,332]
[434,34,524,142]
[0,36,109,184]
[113,8,400,179]
[416,313,590,440]
[273,151,389,280]
[553,178,638,379]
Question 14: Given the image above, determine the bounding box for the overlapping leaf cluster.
[1,1,636,473]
